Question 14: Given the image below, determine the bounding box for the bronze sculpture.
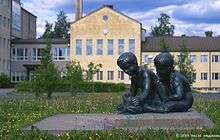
[117,52,193,114]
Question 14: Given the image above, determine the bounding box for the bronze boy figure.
[117,52,193,114]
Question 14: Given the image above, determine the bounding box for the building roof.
[70,5,141,25]
[142,36,220,52]
[21,7,37,18]
[11,39,69,44]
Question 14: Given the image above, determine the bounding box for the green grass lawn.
[0,93,219,139]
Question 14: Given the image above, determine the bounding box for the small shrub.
[0,73,11,88]
[15,81,32,92]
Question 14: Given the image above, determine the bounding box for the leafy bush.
[0,73,11,88]
[15,81,32,92]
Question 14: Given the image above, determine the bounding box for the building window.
[31,48,43,61]
[118,71,124,80]
[201,55,208,63]
[7,18,10,29]
[76,39,82,55]
[103,15,108,21]
[86,39,93,55]
[201,73,208,80]
[97,39,103,55]
[96,71,103,80]
[11,72,26,83]
[118,39,124,55]
[212,55,220,62]
[7,60,10,70]
[107,71,114,80]
[144,55,153,64]
[129,39,135,54]
[193,73,196,81]
[3,38,5,47]
[0,15,2,27]
[107,39,114,55]
[190,55,196,64]
[53,48,70,61]
[12,48,28,61]
[212,73,220,80]
[3,17,6,27]
[7,39,10,48]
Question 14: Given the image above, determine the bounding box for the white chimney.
[75,0,83,21]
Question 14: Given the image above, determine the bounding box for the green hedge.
[0,73,11,88]
[16,80,127,93]
[15,81,32,92]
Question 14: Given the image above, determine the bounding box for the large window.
[86,39,93,55]
[107,71,114,80]
[201,55,208,63]
[118,71,124,80]
[129,39,135,54]
[31,48,43,61]
[96,39,103,55]
[107,39,114,55]
[212,55,220,62]
[212,73,220,80]
[190,55,196,64]
[201,73,208,80]
[118,39,124,55]
[76,39,82,55]
[96,71,103,80]
[53,48,70,60]
[11,72,26,83]
[12,48,27,61]
[12,1,21,32]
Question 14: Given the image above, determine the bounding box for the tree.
[205,31,213,37]
[160,37,170,52]
[32,36,60,98]
[66,61,84,95]
[176,40,196,85]
[151,13,175,36]
[54,10,70,39]
[41,21,54,39]
[0,73,10,88]
[85,62,102,81]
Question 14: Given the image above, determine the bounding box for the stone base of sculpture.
[23,109,214,135]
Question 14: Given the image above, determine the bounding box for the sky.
[21,0,220,37]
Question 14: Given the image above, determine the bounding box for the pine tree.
[32,35,60,98]
[205,31,213,37]
[54,10,70,39]
[41,21,54,39]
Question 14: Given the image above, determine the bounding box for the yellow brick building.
[70,4,220,90]
[70,5,145,84]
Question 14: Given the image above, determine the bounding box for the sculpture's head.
[117,52,138,76]
[154,53,174,76]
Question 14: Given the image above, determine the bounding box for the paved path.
[193,93,220,100]
[1,88,220,101]
[0,88,14,100]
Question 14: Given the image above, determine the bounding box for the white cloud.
[22,0,73,38]
[124,0,220,36]
[22,0,220,37]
